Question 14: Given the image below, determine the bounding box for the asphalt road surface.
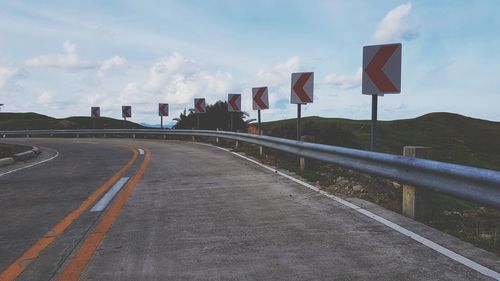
[0,138,499,281]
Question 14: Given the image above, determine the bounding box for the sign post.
[122,106,132,121]
[291,72,314,140]
[194,98,206,130]
[159,103,169,129]
[91,106,100,129]
[362,43,401,151]
[228,94,241,132]
[252,87,269,135]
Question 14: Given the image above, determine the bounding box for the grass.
[0,112,144,130]
[0,143,32,158]
[262,112,500,171]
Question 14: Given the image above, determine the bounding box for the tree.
[174,101,249,131]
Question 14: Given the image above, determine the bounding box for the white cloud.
[0,66,17,89]
[25,41,94,70]
[373,2,418,42]
[97,55,128,78]
[143,53,198,93]
[37,91,54,105]
[116,53,233,108]
[248,56,302,112]
[323,68,362,89]
[255,56,300,88]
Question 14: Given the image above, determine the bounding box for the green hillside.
[0,112,144,130]
[2,111,499,171]
[262,112,500,171]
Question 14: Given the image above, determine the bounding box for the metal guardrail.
[2,128,500,208]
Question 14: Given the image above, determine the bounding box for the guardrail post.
[299,136,314,173]
[235,129,244,149]
[216,128,219,144]
[26,134,30,138]
[259,131,264,156]
[191,128,195,141]
[402,146,432,221]
[133,133,136,139]
[76,133,79,138]
[103,133,106,138]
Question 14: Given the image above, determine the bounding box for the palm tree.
[175,101,249,131]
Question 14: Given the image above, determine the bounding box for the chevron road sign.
[291,72,314,104]
[252,87,269,110]
[228,94,241,112]
[362,43,402,152]
[194,98,206,114]
[362,43,401,95]
[91,107,100,118]
[122,106,132,118]
[159,103,169,116]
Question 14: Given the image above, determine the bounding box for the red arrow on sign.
[292,73,312,103]
[195,99,205,113]
[159,104,168,116]
[91,107,100,117]
[229,94,240,111]
[364,45,398,93]
[254,87,267,109]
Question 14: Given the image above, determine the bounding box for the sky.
[0,0,499,124]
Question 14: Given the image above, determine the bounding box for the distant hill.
[140,120,178,129]
[260,112,500,171]
[2,112,499,171]
[0,112,144,130]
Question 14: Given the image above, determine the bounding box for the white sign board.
[159,103,169,116]
[228,94,241,112]
[362,43,401,95]
[291,72,314,104]
[194,98,206,114]
[122,106,132,118]
[91,107,100,118]
[252,87,269,110]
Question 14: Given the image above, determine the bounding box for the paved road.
[1,138,499,280]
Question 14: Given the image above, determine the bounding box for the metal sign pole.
[230,112,234,132]
[92,117,95,130]
[161,116,163,129]
[197,114,200,130]
[371,94,378,151]
[297,104,302,141]
[257,109,261,135]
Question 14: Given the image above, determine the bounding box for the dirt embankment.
[0,143,32,158]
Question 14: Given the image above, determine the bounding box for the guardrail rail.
[2,128,500,209]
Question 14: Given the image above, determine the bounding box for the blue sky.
[0,1,499,123]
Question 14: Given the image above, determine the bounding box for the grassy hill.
[0,112,144,130]
[262,112,500,171]
[2,111,499,171]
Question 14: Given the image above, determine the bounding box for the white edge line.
[90,177,130,212]
[0,148,60,177]
[208,144,500,281]
[138,148,144,155]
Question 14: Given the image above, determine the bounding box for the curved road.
[0,138,499,281]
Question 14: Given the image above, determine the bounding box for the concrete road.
[1,138,499,280]
[0,139,141,281]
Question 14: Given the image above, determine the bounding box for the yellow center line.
[0,145,139,281]
[57,148,152,281]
